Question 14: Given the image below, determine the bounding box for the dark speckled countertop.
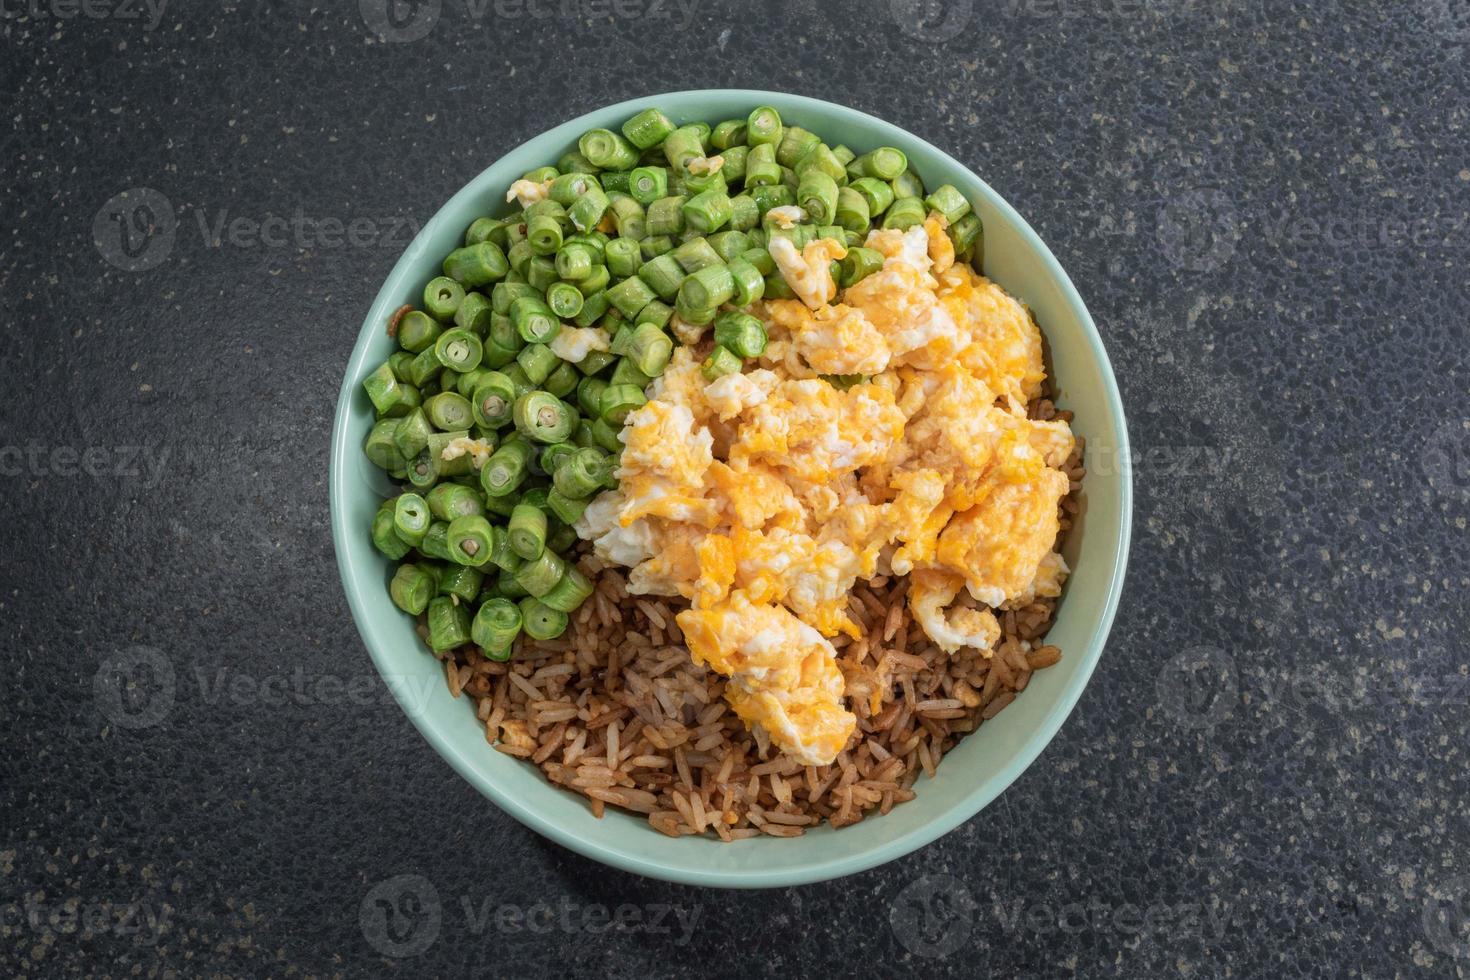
[2,1,1467,976]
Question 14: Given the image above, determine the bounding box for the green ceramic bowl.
[330,90,1131,888]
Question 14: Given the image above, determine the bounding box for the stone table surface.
[1,1,1467,976]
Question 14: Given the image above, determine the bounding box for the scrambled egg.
[677,592,852,766]
[505,178,553,208]
[548,326,610,364]
[575,217,1075,765]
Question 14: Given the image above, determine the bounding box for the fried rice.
[423,399,1083,838]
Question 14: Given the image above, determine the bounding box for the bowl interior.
[330,90,1131,888]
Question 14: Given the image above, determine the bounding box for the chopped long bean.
[543,360,580,399]
[646,195,687,237]
[471,598,522,657]
[857,146,908,181]
[579,128,640,170]
[508,503,548,560]
[797,171,840,225]
[515,550,566,599]
[638,253,687,299]
[513,391,576,443]
[630,166,669,205]
[518,597,568,640]
[471,374,518,428]
[683,191,733,234]
[515,343,559,386]
[426,482,484,522]
[540,566,593,614]
[434,329,483,373]
[446,514,495,567]
[702,345,743,380]
[425,430,472,477]
[622,107,676,149]
[598,384,647,425]
[509,295,560,345]
[392,492,431,547]
[397,310,441,353]
[425,391,474,431]
[925,184,972,225]
[546,487,589,525]
[389,564,435,615]
[480,437,533,497]
[726,256,765,307]
[850,176,896,217]
[426,596,471,651]
[420,520,452,560]
[454,292,493,333]
[443,242,509,287]
[948,212,984,254]
[437,564,483,603]
[663,125,705,173]
[554,447,611,498]
[713,311,768,359]
[777,126,820,168]
[605,237,643,278]
[883,196,927,231]
[546,282,584,319]
[424,277,464,321]
[839,246,885,287]
[627,322,673,377]
[372,507,411,558]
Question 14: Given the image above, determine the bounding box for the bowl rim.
[330,89,1132,888]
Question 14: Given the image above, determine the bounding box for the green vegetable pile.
[361,104,985,661]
